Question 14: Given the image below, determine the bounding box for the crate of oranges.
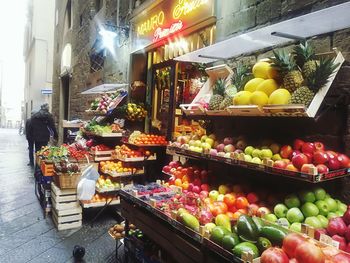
[99,160,143,178]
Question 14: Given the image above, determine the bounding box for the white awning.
[81,83,129,94]
[175,2,350,64]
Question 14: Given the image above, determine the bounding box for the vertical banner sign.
[132,0,214,51]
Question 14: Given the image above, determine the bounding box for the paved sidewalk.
[0,129,117,263]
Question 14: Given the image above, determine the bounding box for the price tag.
[320,234,340,249]
[242,251,254,263]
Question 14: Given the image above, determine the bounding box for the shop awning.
[81,83,129,94]
[174,2,350,64]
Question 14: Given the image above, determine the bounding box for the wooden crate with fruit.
[51,182,82,231]
[92,150,114,161]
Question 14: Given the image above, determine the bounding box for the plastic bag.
[77,164,99,200]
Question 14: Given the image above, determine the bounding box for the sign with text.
[132,0,214,51]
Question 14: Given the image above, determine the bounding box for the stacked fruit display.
[263,187,347,234]
[260,233,350,263]
[89,90,127,114]
[96,175,120,191]
[99,160,136,174]
[84,122,123,135]
[114,144,150,159]
[82,193,118,204]
[230,41,338,108]
[162,160,210,192]
[37,145,69,162]
[128,131,167,145]
[124,103,147,121]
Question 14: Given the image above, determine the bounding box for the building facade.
[23,0,55,120]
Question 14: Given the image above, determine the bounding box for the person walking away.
[29,103,58,153]
[25,110,36,166]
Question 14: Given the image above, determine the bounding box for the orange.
[223,194,236,207]
[236,196,249,209]
[182,175,190,182]
[226,212,235,220]
[174,178,182,187]
[232,211,243,221]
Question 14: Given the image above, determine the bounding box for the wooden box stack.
[51,182,82,230]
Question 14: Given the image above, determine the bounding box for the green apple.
[289,222,302,233]
[317,215,329,228]
[189,140,196,146]
[194,140,202,147]
[244,146,255,155]
[218,185,230,195]
[260,149,273,159]
[336,210,345,217]
[264,213,278,223]
[325,193,331,199]
[284,194,301,208]
[286,207,304,223]
[313,187,326,200]
[336,200,347,213]
[299,190,316,203]
[315,200,330,216]
[201,135,208,142]
[274,203,289,218]
[304,216,322,229]
[272,153,282,161]
[204,222,217,233]
[201,142,212,150]
[209,190,219,201]
[325,197,338,212]
[205,138,215,147]
[252,149,261,158]
[327,212,337,220]
[301,202,319,217]
[251,157,262,164]
[277,218,290,228]
[244,155,253,162]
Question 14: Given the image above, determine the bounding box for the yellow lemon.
[244,78,265,92]
[268,89,291,105]
[252,61,270,79]
[250,91,269,106]
[233,91,253,105]
[256,79,279,96]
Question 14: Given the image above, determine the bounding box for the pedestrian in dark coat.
[25,110,36,166]
[29,103,58,152]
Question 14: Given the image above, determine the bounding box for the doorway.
[60,76,70,120]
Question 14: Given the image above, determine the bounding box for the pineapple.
[232,64,253,91]
[290,57,339,107]
[208,78,225,110]
[271,49,304,93]
[293,41,319,79]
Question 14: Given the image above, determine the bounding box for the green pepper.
[259,225,287,246]
[257,237,272,253]
[236,215,259,242]
[232,242,259,259]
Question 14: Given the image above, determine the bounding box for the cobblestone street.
[0,129,117,263]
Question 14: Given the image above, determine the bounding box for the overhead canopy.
[81,83,129,94]
[175,2,350,64]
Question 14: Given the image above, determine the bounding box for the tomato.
[282,233,307,259]
[261,247,289,263]
[223,193,236,207]
[236,196,249,209]
[295,242,325,263]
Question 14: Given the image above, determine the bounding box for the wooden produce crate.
[41,162,54,176]
[92,150,114,161]
[51,182,82,231]
[53,172,81,189]
[180,64,233,116]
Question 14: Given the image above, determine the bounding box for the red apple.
[338,154,350,168]
[201,184,210,191]
[328,159,341,170]
[273,160,288,169]
[192,185,201,194]
[163,165,171,173]
[286,163,299,172]
[301,163,316,174]
[247,192,259,204]
[188,183,194,192]
[293,139,305,151]
[304,152,313,163]
[314,141,325,151]
[332,235,347,251]
[193,169,200,178]
[256,207,271,217]
[326,151,338,160]
[199,190,209,199]
[291,150,301,158]
[316,164,329,174]
[280,145,293,159]
[200,170,208,182]
[314,228,327,240]
[302,142,315,154]
[292,153,309,169]
[169,161,180,168]
[193,178,201,187]
[313,151,329,164]
[247,203,259,216]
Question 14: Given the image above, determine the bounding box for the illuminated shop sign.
[133,0,213,48]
